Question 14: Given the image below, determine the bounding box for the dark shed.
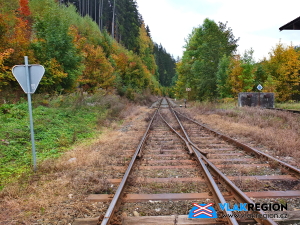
[279,16,300,31]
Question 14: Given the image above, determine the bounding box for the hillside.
[0,0,176,103]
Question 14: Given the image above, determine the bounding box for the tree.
[239,49,256,92]
[67,0,142,52]
[216,54,231,98]
[30,0,83,92]
[228,55,243,96]
[227,49,256,96]
[175,18,238,100]
[254,61,268,86]
[116,0,141,51]
[19,0,31,17]
[265,42,300,101]
[0,0,33,94]
[69,25,115,91]
[137,22,156,75]
[79,43,115,91]
[0,0,162,100]
[154,43,176,87]
[0,48,14,91]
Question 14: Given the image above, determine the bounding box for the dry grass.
[182,104,300,168]
[0,103,153,224]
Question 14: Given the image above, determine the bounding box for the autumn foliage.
[19,0,31,16]
[225,43,300,102]
[0,0,161,102]
[176,18,300,102]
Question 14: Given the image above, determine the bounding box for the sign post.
[257,84,263,107]
[12,56,45,171]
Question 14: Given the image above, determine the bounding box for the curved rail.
[164,99,278,225]
[174,109,300,178]
[165,98,208,157]
[158,110,239,225]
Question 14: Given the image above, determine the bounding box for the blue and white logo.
[188,203,218,219]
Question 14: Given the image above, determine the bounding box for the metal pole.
[25,56,37,172]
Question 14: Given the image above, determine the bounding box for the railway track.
[74,98,300,225]
[267,108,300,115]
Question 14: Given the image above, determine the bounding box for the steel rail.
[267,107,300,114]
[100,99,162,225]
[170,109,279,225]
[164,98,208,156]
[200,154,278,225]
[162,100,277,225]
[157,111,194,156]
[162,99,239,225]
[158,111,239,225]
[174,109,300,178]
[166,99,191,143]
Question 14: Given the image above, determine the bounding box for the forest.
[1,1,298,104]
[0,0,176,103]
[175,18,300,102]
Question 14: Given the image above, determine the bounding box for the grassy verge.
[0,92,128,189]
[189,98,300,111]
[275,101,300,110]
[184,100,300,168]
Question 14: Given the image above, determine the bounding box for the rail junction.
[74,98,300,225]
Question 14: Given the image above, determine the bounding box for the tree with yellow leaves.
[228,54,243,96]
[137,22,157,75]
[227,49,256,97]
[265,42,300,101]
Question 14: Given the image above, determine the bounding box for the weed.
[0,98,151,224]
[276,101,300,110]
[269,160,280,169]
[0,93,131,188]
[186,103,300,168]
[277,198,287,206]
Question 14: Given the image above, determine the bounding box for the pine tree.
[154,43,176,87]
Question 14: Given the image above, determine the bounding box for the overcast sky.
[135,0,300,62]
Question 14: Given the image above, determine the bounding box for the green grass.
[275,101,300,110]
[192,98,300,111]
[0,93,121,189]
